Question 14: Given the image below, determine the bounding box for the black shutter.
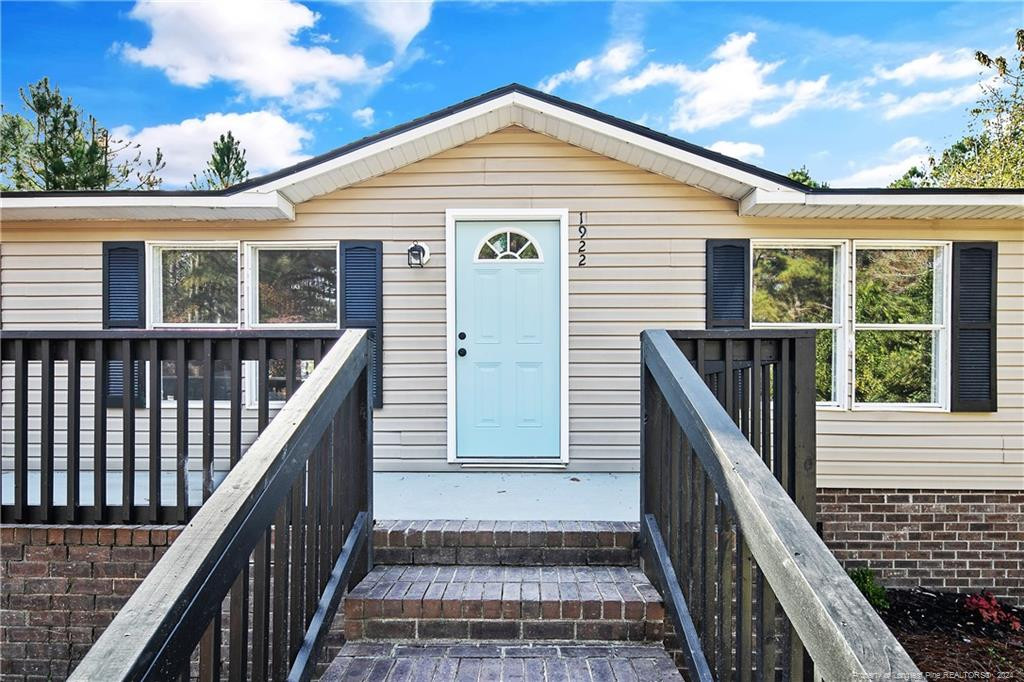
[340,240,383,408]
[102,242,146,406]
[951,242,998,412]
[706,239,750,328]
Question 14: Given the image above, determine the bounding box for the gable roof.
[3,83,1022,222]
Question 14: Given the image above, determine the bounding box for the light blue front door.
[454,220,560,459]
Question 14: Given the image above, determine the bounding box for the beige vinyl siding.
[2,126,1022,489]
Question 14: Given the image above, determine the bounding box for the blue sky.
[2,1,1020,188]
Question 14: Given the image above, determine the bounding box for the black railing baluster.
[40,339,55,521]
[737,530,753,682]
[228,339,241,467]
[13,339,28,522]
[67,339,81,521]
[149,339,161,523]
[288,475,305,659]
[175,339,188,523]
[304,436,319,624]
[202,338,215,501]
[271,503,290,679]
[93,339,107,523]
[122,339,136,522]
[331,408,345,561]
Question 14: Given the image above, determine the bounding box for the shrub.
[848,567,890,611]
[964,592,1022,631]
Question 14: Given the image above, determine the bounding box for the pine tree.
[786,165,830,189]
[0,77,164,190]
[190,131,249,190]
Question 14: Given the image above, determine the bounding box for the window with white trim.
[853,242,950,409]
[248,243,339,327]
[245,243,339,404]
[751,241,846,406]
[151,243,240,327]
[149,242,241,402]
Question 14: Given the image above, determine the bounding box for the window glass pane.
[477,231,540,260]
[752,247,836,324]
[855,330,936,403]
[257,249,337,324]
[856,248,937,324]
[161,249,238,324]
[815,329,835,403]
[267,359,316,401]
[161,360,231,401]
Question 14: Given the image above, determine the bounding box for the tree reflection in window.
[477,230,541,260]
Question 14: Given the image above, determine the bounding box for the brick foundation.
[0,525,183,680]
[818,488,1024,605]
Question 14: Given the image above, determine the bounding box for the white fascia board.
[740,188,1024,219]
[510,93,793,193]
[0,191,294,222]
[255,93,520,195]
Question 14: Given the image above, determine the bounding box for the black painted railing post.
[363,354,375,576]
[639,341,649,559]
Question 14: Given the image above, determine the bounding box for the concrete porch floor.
[1,472,639,522]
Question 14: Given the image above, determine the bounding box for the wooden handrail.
[641,329,921,681]
[69,329,372,681]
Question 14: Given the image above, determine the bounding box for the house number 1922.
[577,213,587,266]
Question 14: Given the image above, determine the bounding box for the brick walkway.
[320,642,682,681]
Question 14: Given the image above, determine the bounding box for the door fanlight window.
[475,229,543,261]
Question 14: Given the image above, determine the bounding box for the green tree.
[787,165,830,189]
[0,78,164,190]
[890,28,1023,189]
[190,131,249,190]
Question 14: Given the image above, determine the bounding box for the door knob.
[458,348,467,357]
[458,331,467,340]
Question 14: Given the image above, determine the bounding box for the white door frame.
[445,208,570,466]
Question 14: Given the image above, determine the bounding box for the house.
[1,84,1022,678]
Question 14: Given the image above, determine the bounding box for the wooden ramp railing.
[640,329,922,682]
[69,329,373,682]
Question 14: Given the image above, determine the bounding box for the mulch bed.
[880,588,1024,679]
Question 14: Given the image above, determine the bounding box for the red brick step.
[343,564,664,642]
[321,641,683,681]
[373,520,638,566]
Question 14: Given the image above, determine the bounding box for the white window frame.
[851,240,952,412]
[750,239,848,410]
[245,241,340,329]
[243,241,340,408]
[147,241,242,329]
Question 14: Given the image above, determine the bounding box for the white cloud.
[875,49,980,85]
[830,137,929,187]
[831,154,927,187]
[608,32,850,132]
[112,111,312,187]
[352,106,375,127]
[749,76,830,127]
[119,0,391,110]
[889,136,927,154]
[882,80,984,119]
[349,1,432,54]
[708,141,765,161]
[538,41,643,93]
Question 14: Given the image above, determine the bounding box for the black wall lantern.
[407,241,430,267]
